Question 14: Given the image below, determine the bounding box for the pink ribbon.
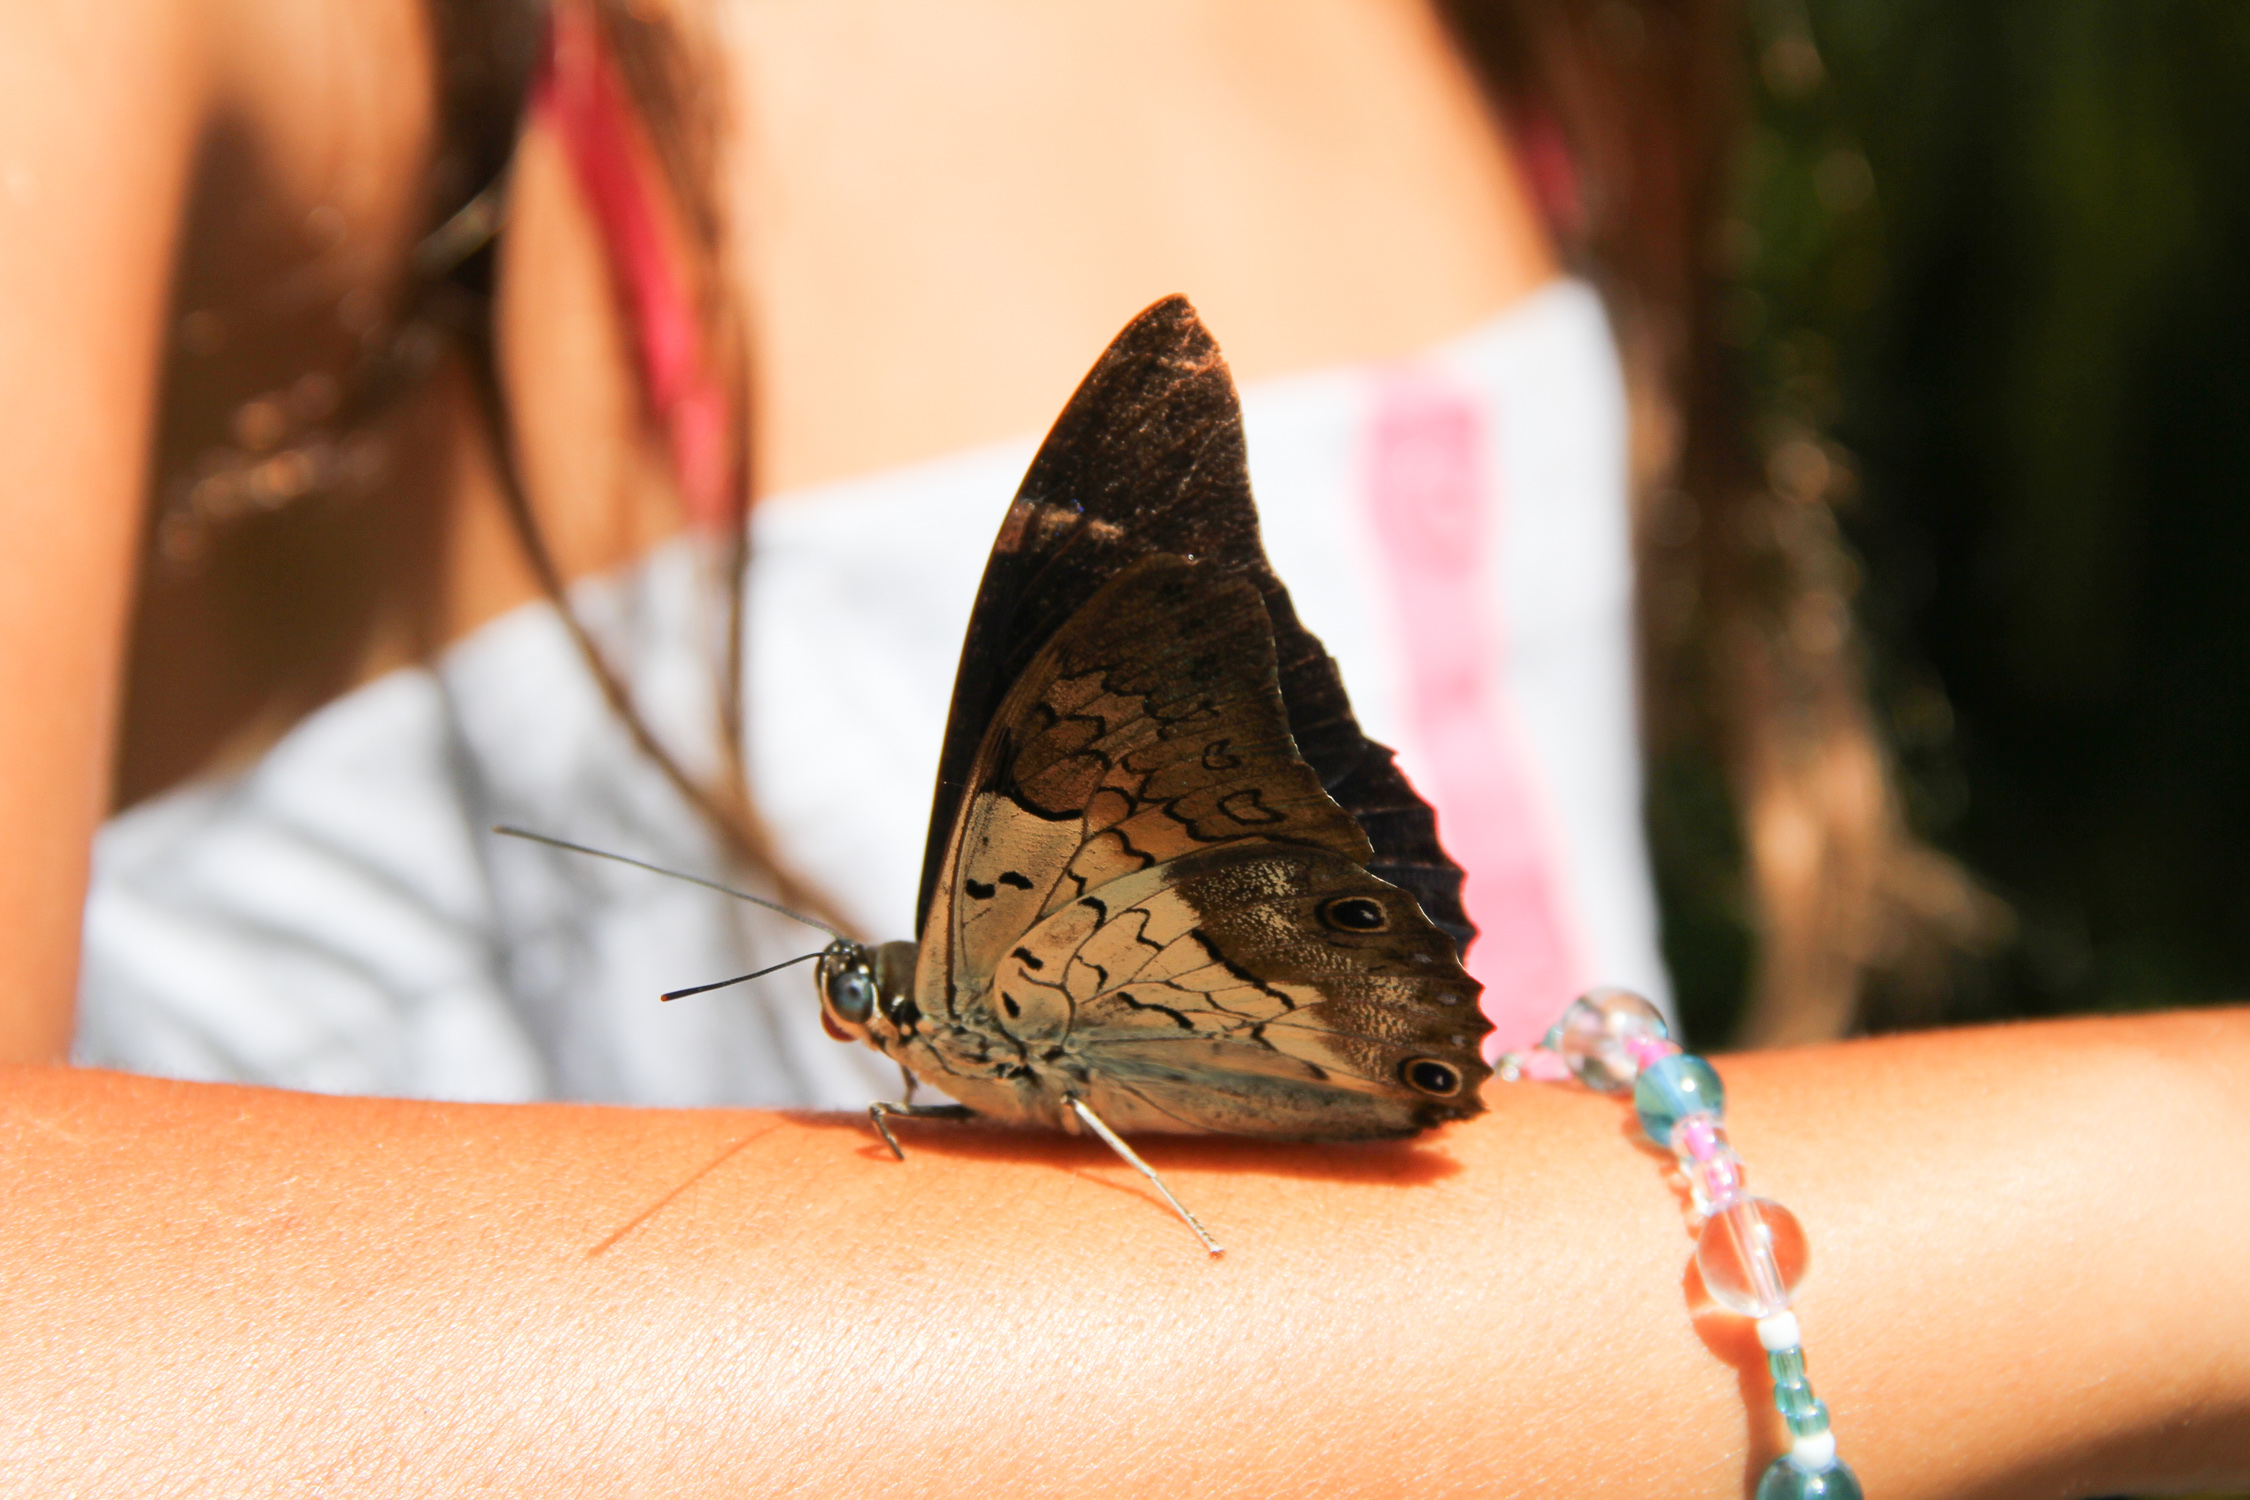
[533,5,734,529]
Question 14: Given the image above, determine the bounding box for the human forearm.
[1,1011,2244,1497]
[1718,1008,2250,1498]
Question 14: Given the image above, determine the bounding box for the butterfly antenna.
[661,949,826,1002]
[1066,1096,1224,1258]
[491,825,846,938]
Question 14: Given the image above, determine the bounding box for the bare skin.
[0,0,439,1056]
[2,0,2245,1494]
[721,0,1552,493]
[4,1012,2247,1497]
[0,0,200,1061]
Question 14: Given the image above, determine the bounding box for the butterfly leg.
[1065,1096,1225,1258]
[867,1100,977,1161]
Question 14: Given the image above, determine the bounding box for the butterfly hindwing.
[994,846,1486,1139]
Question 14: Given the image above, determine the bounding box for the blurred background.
[1655,0,2250,1052]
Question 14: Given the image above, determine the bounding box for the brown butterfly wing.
[914,554,1490,1137]
[916,296,1473,956]
[990,847,1486,1139]
[933,555,1366,983]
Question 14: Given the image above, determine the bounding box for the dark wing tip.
[1109,294,1227,390]
[1015,296,1232,503]
[1115,293,1211,355]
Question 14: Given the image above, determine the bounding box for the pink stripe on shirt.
[1363,375,1584,1054]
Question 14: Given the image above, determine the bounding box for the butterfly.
[506,295,1491,1251]
[818,296,1488,1162]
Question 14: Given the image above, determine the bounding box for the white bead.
[1790,1429,1838,1472]
[1756,1311,1803,1351]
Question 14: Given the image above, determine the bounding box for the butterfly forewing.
[916,297,1473,955]
[935,557,1365,975]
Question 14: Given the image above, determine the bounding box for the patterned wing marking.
[976,842,1490,1140]
[1005,555,1369,891]
[950,792,1087,989]
[925,553,1374,1010]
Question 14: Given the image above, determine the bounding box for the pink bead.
[1691,1151,1746,1212]
[1627,1035,1679,1071]
[1675,1114,1723,1162]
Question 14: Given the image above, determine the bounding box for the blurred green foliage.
[1669,0,2250,1037]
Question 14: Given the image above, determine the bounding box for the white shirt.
[78,280,1668,1105]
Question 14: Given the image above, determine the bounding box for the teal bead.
[1767,1346,1808,1384]
[1756,1458,1863,1500]
[1773,1378,1819,1421]
[1785,1401,1833,1440]
[1633,1054,1726,1144]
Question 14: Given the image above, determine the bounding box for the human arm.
[0,0,204,1061]
[3,1008,2243,1497]
[0,0,443,1063]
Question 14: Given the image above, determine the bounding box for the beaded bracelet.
[1508,987,1863,1500]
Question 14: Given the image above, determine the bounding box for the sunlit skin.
[5,1014,2247,1496]
[0,0,2244,1493]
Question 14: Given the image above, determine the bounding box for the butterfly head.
[814,938,921,1048]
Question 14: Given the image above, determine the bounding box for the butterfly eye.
[1401,1058,1463,1097]
[1319,896,1390,933]
[824,963,878,1026]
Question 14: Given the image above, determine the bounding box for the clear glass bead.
[1544,988,1669,1094]
[1695,1196,1808,1317]
[1756,1458,1862,1500]
[1635,1054,1726,1144]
